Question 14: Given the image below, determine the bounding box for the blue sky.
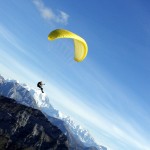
[0,0,150,149]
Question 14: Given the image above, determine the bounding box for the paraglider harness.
[37,81,45,93]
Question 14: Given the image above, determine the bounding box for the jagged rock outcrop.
[0,96,68,150]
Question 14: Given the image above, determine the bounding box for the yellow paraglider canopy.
[48,29,88,62]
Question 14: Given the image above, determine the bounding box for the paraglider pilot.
[37,81,45,93]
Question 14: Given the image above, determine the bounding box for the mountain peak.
[0,75,107,150]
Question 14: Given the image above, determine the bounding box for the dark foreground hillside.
[0,96,68,150]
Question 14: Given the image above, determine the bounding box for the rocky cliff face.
[0,96,68,150]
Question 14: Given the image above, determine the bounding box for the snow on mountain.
[0,75,107,150]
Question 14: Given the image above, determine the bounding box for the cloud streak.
[0,25,26,53]
[32,0,69,25]
[47,61,150,150]
[64,93,149,150]
[0,24,46,70]
[48,86,150,150]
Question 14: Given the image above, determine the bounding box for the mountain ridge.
[0,75,107,150]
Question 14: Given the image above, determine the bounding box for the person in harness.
[37,81,45,93]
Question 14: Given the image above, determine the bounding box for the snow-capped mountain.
[0,75,107,150]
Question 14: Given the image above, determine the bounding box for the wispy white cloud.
[32,0,69,25]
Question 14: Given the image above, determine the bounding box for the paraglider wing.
[48,29,88,62]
